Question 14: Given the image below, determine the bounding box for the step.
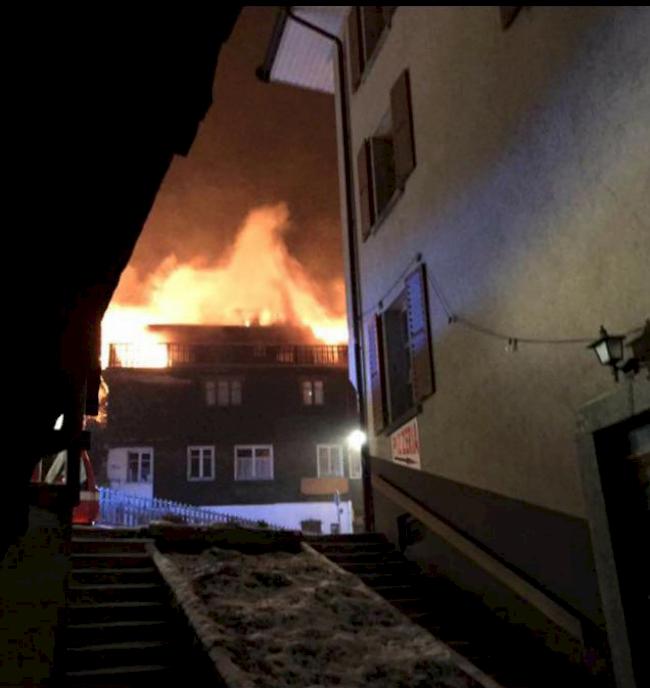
[73,526,148,539]
[324,551,407,564]
[71,537,151,554]
[307,533,388,545]
[67,601,168,625]
[71,552,152,569]
[66,640,170,672]
[334,560,419,575]
[70,567,158,585]
[65,663,170,686]
[68,583,164,604]
[66,620,170,646]
[309,540,395,554]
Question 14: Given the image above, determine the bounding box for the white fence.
[97,487,284,530]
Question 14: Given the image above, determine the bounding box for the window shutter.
[405,264,434,401]
[357,140,374,240]
[361,7,386,62]
[390,70,416,189]
[382,7,397,24]
[347,7,363,91]
[500,7,522,30]
[367,314,387,433]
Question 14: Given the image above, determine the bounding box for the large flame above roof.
[101,204,348,368]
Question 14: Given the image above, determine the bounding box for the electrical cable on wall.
[361,252,645,350]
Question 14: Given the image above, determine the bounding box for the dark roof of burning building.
[146,323,320,346]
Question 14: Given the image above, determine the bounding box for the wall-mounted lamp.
[588,326,626,382]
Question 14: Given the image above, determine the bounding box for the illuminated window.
[205,380,216,406]
[207,378,242,407]
[127,450,153,483]
[317,445,343,477]
[302,380,324,406]
[234,445,274,481]
[187,446,215,481]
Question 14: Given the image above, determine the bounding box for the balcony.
[107,342,348,369]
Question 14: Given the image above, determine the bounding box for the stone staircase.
[308,533,601,688]
[63,527,181,686]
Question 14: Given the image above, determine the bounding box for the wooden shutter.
[347,7,363,91]
[405,264,434,401]
[361,7,386,62]
[383,7,397,24]
[367,315,387,433]
[500,7,522,30]
[390,70,416,189]
[357,140,374,240]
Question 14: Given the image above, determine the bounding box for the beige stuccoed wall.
[339,6,650,517]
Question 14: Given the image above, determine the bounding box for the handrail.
[97,487,285,531]
[372,473,588,641]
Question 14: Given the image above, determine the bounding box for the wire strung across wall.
[359,253,644,350]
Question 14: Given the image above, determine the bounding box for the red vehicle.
[32,449,100,525]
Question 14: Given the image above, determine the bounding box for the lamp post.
[588,326,626,382]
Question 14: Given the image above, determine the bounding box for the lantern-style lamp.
[588,326,625,381]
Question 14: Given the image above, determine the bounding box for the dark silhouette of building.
[99,324,364,533]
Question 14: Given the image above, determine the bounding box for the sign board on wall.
[390,417,421,470]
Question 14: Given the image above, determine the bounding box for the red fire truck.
[32,449,100,525]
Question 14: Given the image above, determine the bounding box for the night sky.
[123,7,343,309]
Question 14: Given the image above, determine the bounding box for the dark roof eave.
[256,7,290,83]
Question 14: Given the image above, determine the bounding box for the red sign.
[390,417,421,470]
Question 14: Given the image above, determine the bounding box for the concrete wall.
[343,6,650,517]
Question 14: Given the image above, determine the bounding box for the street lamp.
[347,429,367,451]
[588,326,626,382]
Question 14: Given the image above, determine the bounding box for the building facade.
[262,5,650,681]
[98,325,364,533]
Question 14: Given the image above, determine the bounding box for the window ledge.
[369,185,404,239]
[381,403,422,437]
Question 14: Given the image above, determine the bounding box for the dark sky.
[126,6,343,303]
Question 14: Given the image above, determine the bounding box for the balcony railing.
[108,342,348,369]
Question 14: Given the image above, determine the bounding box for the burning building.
[98,324,364,533]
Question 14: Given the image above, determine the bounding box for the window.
[358,70,416,239]
[317,445,344,477]
[234,445,274,481]
[207,378,242,407]
[205,380,216,406]
[127,450,153,483]
[367,263,435,433]
[348,448,363,480]
[500,6,522,30]
[302,379,324,406]
[187,446,215,481]
[347,7,397,90]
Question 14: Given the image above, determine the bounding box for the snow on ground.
[170,546,484,688]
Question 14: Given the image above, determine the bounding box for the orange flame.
[102,204,347,367]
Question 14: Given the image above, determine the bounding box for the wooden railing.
[108,343,348,369]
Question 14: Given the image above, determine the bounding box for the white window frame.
[348,448,363,480]
[216,378,243,407]
[234,445,274,481]
[302,379,325,406]
[205,380,216,406]
[317,444,344,478]
[187,445,215,482]
[126,448,153,483]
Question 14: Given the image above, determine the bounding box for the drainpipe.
[258,8,374,532]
